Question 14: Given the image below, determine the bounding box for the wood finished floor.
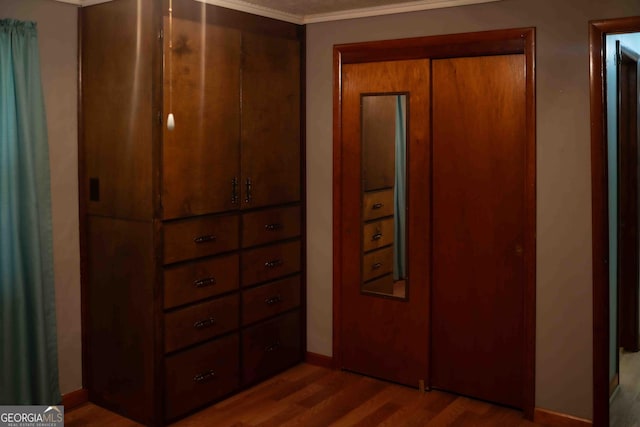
[65,364,543,426]
[611,350,640,427]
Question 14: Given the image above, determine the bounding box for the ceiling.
[55,0,502,24]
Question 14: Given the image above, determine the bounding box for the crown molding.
[303,0,502,24]
[56,0,503,25]
[194,0,303,24]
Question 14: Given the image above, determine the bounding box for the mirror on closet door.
[361,94,407,299]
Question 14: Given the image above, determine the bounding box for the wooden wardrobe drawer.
[163,214,239,264]
[164,294,239,353]
[363,247,393,282]
[242,310,301,386]
[164,254,239,309]
[242,276,300,325]
[363,189,394,221]
[241,240,300,287]
[242,205,301,248]
[363,218,394,252]
[165,334,239,421]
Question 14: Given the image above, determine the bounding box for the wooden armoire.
[79,0,305,424]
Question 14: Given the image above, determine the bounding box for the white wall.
[0,0,81,396]
[306,0,640,420]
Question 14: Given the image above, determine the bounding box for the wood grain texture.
[340,59,431,388]
[242,276,301,325]
[241,32,301,209]
[362,95,396,191]
[533,408,592,427]
[81,0,155,220]
[617,44,640,352]
[162,17,241,219]
[431,54,526,409]
[62,388,88,411]
[66,364,544,426]
[589,17,640,427]
[305,352,334,369]
[86,216,156,424]
[241,205,301,248]
[241,241,301,287]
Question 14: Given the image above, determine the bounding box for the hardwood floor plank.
[66,364,545,427]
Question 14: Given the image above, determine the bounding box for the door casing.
[333,27,536,419]
[590,16,640,427]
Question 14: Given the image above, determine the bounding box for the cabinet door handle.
[372,262,382,270]
[265,295,282,305]
[264,341,280,352]
[194,234,216,244]
[193,277,216,288]
[264,223,283,231]
[372,202,383,209]
[245,177,252,204]
[372,233,383,241]
[193,317,216,329]
[264,259,283,269]
[231,177,239,205]
[193,369,216,383]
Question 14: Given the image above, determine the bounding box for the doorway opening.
[590,16,640,427]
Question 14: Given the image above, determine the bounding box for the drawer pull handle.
[264,341,280,352]
[264,259,283,269]
[193,370,216,383]
[194,234,216,244]
[372,233,383,241]
[265,223,283,231]
[265,295,282,306]
[372,202,384,209]
[372,262,382,270]
[193,317,216,329]
[193,277,216,288]
[245,177,253,204]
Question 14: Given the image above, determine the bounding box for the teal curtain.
[0,19,60,405]
[393,96,406,281]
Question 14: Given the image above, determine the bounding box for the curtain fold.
[393,96,406,281]
[0,19,60,405]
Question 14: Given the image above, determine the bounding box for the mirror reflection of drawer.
[242,206,301,248]
[164,334,239,421]
[242,276,301,325]
[241,241,301,287]
[363,247,393,282]
[164,294,239,353]
[363,218,394,252]
[363,189,394,221]
[163,214,239,264]
[164,254,239,309]
[362,274,394,295]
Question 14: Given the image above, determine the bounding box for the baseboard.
[62,388,88,411]
[305,352,334,369]
[533,408,592,426]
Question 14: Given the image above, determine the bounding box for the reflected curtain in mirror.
[394,96,406,280]
[0,19,61,405]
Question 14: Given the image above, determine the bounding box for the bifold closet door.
[431,54,526,409]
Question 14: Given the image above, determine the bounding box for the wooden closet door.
[241,32,301,209]
[431,54,526,408]
[340,59,431,387]
[162,18,241,219]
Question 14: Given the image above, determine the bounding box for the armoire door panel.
[431,55,526,409]
[162,18,241,219]
[241,32,301,209]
